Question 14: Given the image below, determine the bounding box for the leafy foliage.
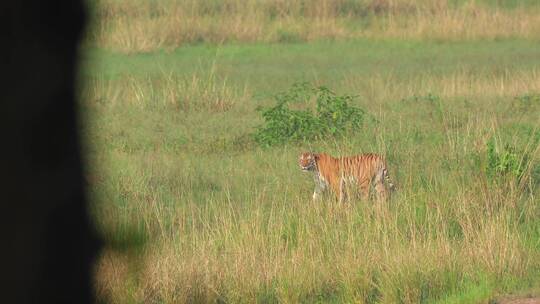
[486,138,527,181]
[253,83,366,147]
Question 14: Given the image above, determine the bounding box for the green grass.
[466,0,540,9]
[83,39,540,88]
[84,39,540,303]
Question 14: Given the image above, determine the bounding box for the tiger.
[298,151,395,203]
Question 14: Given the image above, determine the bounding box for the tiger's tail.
[383,168,396,191]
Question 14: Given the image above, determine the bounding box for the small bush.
[510,93,540,113]
[275,29,302,43]
[253,83,367,147]
[485,138,527,181]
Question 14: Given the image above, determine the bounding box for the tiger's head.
[299,152,317,171]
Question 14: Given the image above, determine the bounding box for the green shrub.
[510,93,540,113]
[486,138,527,181]
[253,83,366,147]
[275,29,302,43]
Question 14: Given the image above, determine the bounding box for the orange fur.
[299,152,395,203]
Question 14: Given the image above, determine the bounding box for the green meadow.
[84,1,540,303]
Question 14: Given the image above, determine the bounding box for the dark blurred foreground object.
[0,0,101,303]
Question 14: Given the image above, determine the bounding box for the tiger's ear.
[313,153,320,160]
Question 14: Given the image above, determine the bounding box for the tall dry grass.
[92,149,539,303]
[343,68,540,104]
[85,70,248,112]
[87,0,540,52]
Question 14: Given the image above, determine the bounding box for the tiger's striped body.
[299,152,395,203]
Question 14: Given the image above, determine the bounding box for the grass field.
[88,0,540,52]
[83,1,540,303]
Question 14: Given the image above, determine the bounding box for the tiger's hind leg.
[357,179,370,202]
[374,182,387,203]
[338,177,347,203]
[374,169,388,203]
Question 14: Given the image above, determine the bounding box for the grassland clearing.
[82,37,540,303]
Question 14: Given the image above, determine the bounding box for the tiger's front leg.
[312,187,322,201]
[312,173,327,201]
[312,181,327,201]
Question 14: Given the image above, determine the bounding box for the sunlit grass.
[86,0,540,53]
[83,39,540,303]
